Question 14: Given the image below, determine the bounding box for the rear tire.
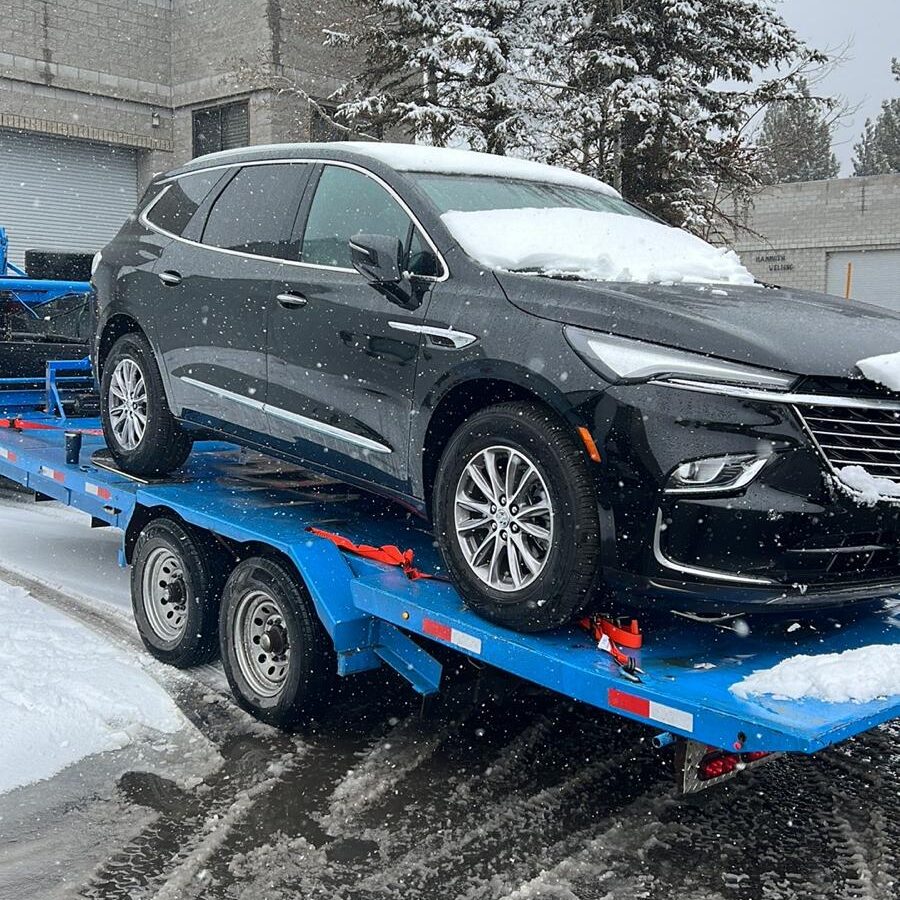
[100,332,191,476]
[131,517,224,667]
[433,402,601,632]
[220,556,337,728]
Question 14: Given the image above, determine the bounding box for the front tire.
[433,402,601,632]
[220,557,337,728]
[100,332,191,476]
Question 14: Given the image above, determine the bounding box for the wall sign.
[754,252,794,273]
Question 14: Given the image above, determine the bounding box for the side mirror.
[349,233,403,284]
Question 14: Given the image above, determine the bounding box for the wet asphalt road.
[0,560,897,900]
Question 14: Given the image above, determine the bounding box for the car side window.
[202,164,308,259]
[145,170,221,236]
[301,165,413,269]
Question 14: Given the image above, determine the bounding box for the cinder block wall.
[0,0,173,160]
[725,176,900,292]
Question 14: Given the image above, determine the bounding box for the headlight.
[665,453,769,494]
[564,327,796,390]
[90,250,103,277]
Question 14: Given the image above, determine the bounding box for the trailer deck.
[1,405,898,769]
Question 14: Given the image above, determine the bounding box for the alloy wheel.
[454,445,555,592]
[108,357,148,451]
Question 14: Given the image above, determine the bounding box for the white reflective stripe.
[450,628,482,655]
[0,447,12,460]
[648,700,694,733]
[39,465,62,481]
[85,482,111,499]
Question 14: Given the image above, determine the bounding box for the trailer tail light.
[678,739,777,794]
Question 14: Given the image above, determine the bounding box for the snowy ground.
[0,483,898,900]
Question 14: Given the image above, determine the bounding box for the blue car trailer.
[1,364,899,794]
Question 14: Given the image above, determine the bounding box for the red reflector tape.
[85,482,112,501]
[39,465,64,483]
[608,688,694,733]
[421,618,482,655]
[0,447,16,462]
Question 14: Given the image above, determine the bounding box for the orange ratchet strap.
[307,526,439,581]
[0,417,103,435]
[579,613,644,679]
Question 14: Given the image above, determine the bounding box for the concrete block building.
[0,0,357,263]
[723,175,900,312]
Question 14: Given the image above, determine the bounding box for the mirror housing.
[349,233,403,284]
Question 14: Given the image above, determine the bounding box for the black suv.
[92,141,900,632]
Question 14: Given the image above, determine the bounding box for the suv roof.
[164,141,620,197]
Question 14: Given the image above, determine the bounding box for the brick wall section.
[0,0,356,187]
[724,176,900,292]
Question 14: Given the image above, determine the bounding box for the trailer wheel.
[131,517,224,668]
[220,556,336,728]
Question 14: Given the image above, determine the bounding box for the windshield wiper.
[508,267,586,281]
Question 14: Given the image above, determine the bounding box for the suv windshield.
[410,173,648,219]
[411,173,755,286]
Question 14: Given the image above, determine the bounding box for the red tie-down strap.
[306,526,440,581]
[0,417,103,435]
[579,613,643,674]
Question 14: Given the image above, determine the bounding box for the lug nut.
[491,521,498,530]
[500,530,508,540]
[499,495,507,506]
[510,505,518,515]
[490,504,497,514]
[511,523,519,533]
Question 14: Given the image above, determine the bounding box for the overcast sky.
[776,0,898,174]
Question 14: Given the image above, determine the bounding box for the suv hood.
[496,273,900,380]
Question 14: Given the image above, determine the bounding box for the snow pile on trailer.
[731,643,900,704]
[0,582,185,793]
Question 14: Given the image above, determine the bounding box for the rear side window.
[302,165,412,268]
[145,171,220,236]
[202,164,308,259]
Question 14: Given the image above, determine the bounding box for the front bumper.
[577,380,900,614]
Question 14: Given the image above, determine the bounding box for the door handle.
[277,292,308,309]
[158,270,182,286]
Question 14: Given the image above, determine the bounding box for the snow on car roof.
[186,141,620,197]
[329,142,621,197]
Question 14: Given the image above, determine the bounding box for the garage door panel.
[0,130,137,265]
[826,249,900,312]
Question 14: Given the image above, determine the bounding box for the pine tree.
[327,0,826,230]
[756,78,839,183]
[852,59,900,176]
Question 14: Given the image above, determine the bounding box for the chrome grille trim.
[795,403,900,483]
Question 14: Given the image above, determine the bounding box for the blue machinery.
[0,226,93,413]
[1,363,899,792]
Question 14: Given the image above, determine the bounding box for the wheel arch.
[418,365,578,516]
[96,313,145,382]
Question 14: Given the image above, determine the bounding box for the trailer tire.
[220,556,336,728]
[100,332,191,476]
[131,517,224,667]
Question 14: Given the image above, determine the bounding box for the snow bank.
[440,207,756,285]
[0,583,185,794]
[730,644,900,704]
[335,142,621,196]
[836,465,900,505]
[857,350,900,391]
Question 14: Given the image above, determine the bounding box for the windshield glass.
[411,173,650,219]
[412,173,755,287]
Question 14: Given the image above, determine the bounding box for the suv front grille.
[796,403,900,483]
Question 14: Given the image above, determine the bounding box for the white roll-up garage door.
[826,249,900,312]
[0,129,138,266]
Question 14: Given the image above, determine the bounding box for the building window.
[192,101,250,158]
